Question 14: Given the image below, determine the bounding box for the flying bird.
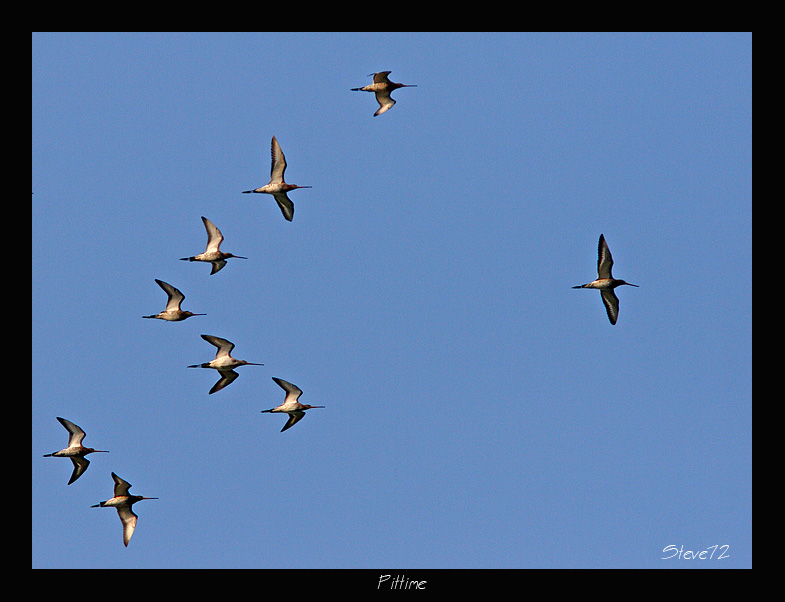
[180,216,247,275]
[242,136,311,221]
[43,417,108,485]
[261,377,325,432]
[91,472,158,547]
[188,334,263,394]
[573,234,639,325]
[351,71,417,116]
[143,279,205,321]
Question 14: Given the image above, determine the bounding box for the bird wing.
[112,472,133,497]
[281,411,305,432]
[600,289,620,325]
[57,417,86,447]
[209,259,227,275]
[273,192,294,222]
[202,334,235,358]
[597,234,614,280]
[373,91,395,116]
[273,377,303,403]
[156,279,185,312]
[372,71,392,83]
[270,136,287,184]
[210,369,239,394]
[117,506,138,547]
[202,216,224,253]
[68,456,90,485]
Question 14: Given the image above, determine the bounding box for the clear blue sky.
[32,32,751,569]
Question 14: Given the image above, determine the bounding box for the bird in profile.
[91,472,158,547]
[242,136,311,222]
[261,377,324,432]
[188,334,263,394]
[573,234,639,325]
[143,279,205,321]
[43,417,108,485]
[351,71,417,116]
[180,216,247,275]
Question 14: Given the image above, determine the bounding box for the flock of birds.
[42,70,639,548]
